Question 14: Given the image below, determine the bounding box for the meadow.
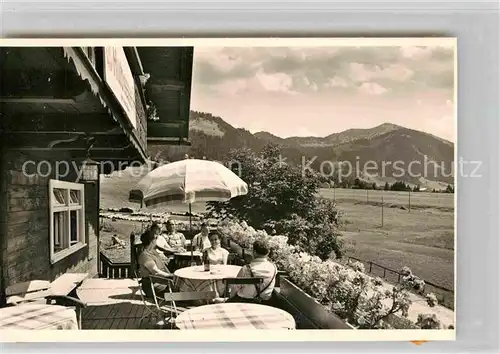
[319,188,454,210]
[320,188,455,291]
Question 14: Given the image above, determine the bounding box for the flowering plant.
[415,313,442,329]
[218,219,446,329]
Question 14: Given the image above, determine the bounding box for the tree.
[384,182,390,191]
[390,181,408,192]
[207,144,344,259]
[446,184,454,193]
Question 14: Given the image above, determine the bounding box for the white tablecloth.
[174,265,242,296]
[0,303,78,330]
[175,303,296,329]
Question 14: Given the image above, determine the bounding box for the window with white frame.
[49,179,86,263]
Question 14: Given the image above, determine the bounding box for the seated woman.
[137,229,173,298]
[206,231,229,265]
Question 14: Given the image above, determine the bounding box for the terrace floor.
[77,278,168,330]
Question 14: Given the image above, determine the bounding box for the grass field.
[99,172,455,293]
[319,188,454,210]
[320,188,455,291]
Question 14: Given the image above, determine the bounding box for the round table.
[0,303,79,330]
[175,303,296,330]
[174,265,242,296]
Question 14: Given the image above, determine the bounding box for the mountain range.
[150,110,455,189]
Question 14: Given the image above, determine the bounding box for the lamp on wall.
[80,137,99,183]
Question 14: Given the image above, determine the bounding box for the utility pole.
[381,195,384,228]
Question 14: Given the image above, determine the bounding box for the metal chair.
[4,280,87,329]
[223,277,264,300]
[163,290,218,329]
[129,232,176,328]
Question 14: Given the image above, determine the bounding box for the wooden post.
[96,168,101,276]
[129,233,135,279]
[381,195,384,228]
[333,187,336,202]
[369,262,373,273]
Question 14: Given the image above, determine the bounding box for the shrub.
[416,314,442,329]
[207,144,344,259]
[218,220,445,329]
[100,220,116,233]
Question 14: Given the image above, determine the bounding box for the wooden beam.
[148,81,185,91]
[1,132,132,151]
[0,98,77,104]
[3,146,132,152]
[146,137,191,146]
[123,47,144,76]
[147,120,187,129]
[0,142,6,306]
[7,130,124,136]
[146,122,187,140]
[1,113,117,133]
[63,47,148,163]
[0,69,87,98]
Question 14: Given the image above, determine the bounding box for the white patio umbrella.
[129,158,248,229]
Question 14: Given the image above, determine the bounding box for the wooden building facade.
[0,46,194,305]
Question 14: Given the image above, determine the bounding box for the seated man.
[191,222,211,251]
[137,228,173,298]
[161,220,187,253]
[226,239,277,305]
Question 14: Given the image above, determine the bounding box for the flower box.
[278,277,355,330]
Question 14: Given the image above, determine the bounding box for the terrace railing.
[347,255,455,309]
[100,252,131,279]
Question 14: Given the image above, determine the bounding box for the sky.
[190,42,455,142]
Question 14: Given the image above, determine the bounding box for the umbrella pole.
[189,203,192,231]
[189,203,193,264]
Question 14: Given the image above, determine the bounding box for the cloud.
[255,70,295,94]
[213,79,248,96]
[327,76,349,88]
[193,48,261,86]
[399,46,434,60]
[349,62,413,83]
[358,82,388,95]
[193,44,455,96]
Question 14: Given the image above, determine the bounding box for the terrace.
[79,278,159,330]
[93,212,454,331]
[82,230,353,330]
